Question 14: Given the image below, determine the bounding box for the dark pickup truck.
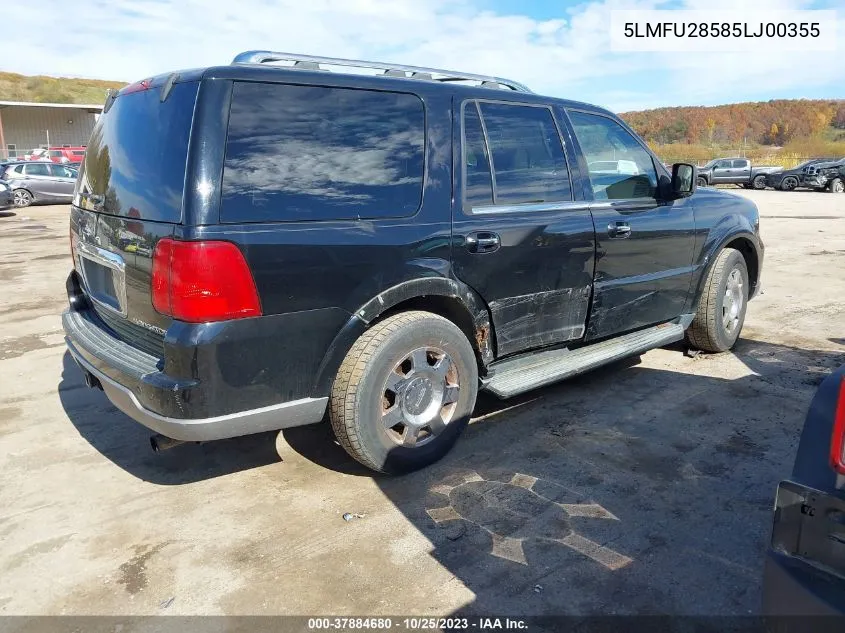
[62,51,764,474]
[696,157,781,189]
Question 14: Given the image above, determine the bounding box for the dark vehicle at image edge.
[62,51,763,474]
[765,158,837,192]
[764,366,845,616]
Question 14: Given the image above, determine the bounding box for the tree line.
[621,99,845,146]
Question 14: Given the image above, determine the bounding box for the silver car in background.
[0,161,78,207]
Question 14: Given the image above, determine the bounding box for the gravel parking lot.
[1,189,843,617]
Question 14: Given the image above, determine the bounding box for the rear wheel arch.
[311,279,494,398]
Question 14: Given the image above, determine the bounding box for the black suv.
[63,51,764,474]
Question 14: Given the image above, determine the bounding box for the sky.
[5,0,842,113]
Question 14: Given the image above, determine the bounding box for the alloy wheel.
[381,346,460,448]
[722,268,744,334]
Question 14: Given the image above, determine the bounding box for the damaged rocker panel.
[490,285,591,358]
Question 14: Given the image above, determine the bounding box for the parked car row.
[693,156,845,193]
[8,146,86,163]
[0,160,78,207]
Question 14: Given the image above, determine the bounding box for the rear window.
[76,81,198,222]
[221,82,425,223]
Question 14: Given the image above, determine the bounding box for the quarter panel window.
[222,82,425,223]
[568,110,657,200]
[479,102,570,205]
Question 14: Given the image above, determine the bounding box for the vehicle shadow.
[283,337,845,616]
[0,210,16,218]
[58,351,282,485]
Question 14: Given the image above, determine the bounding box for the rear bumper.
[63,306,328,442]
[762,481,845,616]
[763,550,845,616]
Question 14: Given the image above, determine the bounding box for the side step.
[483,322,685,398]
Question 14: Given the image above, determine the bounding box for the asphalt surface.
[0,189,843,616]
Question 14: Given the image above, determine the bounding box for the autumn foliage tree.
[621,99,843,147]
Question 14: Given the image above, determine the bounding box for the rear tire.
[752,174,767,190]
[828,177,843,194]
[780,176,798,191]
[686,248,749,353]
[12,189,32,208]
[330,311,478,474]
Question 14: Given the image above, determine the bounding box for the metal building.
[0,101,103,160]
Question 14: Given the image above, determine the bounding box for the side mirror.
[671,163,696,198]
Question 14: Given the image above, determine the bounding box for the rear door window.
[478,102,570,205]
[24,163,50,176]
[221,82,425,223]
[461,101,572,209]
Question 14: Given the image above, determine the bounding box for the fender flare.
[310,277,493,398]
[688,229,762,312]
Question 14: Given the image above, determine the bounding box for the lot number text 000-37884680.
[609,9,837,52]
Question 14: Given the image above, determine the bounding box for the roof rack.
[231,51,532,93]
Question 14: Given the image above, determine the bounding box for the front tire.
[12,189,32,207]
[687,248,749,353]
[330,311,478,474]
[696,177,707,188]
[828,177,844,194]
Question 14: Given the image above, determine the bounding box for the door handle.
[607,222,631,239]
[466,232,501,253]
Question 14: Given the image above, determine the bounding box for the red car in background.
[24,147,86,163]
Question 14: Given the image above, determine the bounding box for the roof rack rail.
[231,51,532,93]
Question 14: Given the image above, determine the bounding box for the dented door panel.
[452,205,596,357]
[586,197,696,339]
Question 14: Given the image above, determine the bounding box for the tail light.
[829,377,845,474]
[122,78,152,95]
[151,239,262,323]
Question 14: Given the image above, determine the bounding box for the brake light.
[122,78,152,94]
[151,239,261,323]
[829,377,845,474]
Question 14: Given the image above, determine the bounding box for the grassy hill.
[620,99,845,167]
[0,72,126,105]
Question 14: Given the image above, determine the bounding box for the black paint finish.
[63,61,764,427]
